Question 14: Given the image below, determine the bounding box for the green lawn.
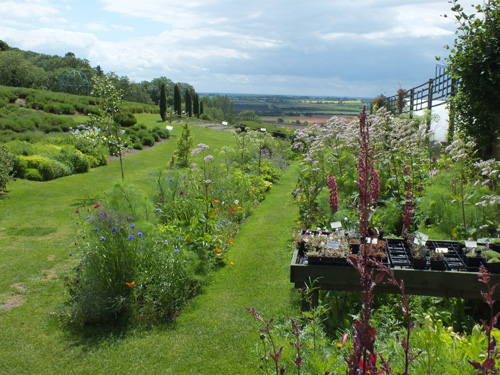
[0,115,300,374]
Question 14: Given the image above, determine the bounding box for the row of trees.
[0,40,241,125]
[0,40,195,107]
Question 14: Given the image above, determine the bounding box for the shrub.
[25,168,43,181]
[85,155,99,168]
[21,154,49,169]
[0,144,14,190]
[115,112,137,128]
[58,147,90,174]
[11,155,27,178]
[133,142,143,150]
[38,159,71,181]
[141,135,155,147]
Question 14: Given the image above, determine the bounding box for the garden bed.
[290,238,500,301]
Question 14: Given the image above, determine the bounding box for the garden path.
[137,161,302,374]
[0,126,300,374]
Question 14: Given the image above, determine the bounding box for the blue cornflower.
[176,235,180,239]
[174,248,180,253]
[69,252,72,256]
[222,220,226,224]
[156,208,161,212]
[138,232,142,237]
[220,189,223,192]
[130,224,135,228]
[100,237,106,241]
[168,177,172,182]
[111,227,117,232]
[86,215,91,220]
[128,234,134,240]
[94,227,99,231]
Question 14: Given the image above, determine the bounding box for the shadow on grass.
[58,316,179,352]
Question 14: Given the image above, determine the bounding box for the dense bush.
[0,144,14,190]
[25,168,43,181]
[115,112,137,127]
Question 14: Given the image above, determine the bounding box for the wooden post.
[426,79,433,132]
[409,88,414,119]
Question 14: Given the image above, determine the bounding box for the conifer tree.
[174,84,182,118]
[193,93,200,118]
[159,82,167,122]
[185,90,193,117]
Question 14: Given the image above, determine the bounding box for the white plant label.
[330,221,342,229]
[436,247,449,254]
[465,240,477,248]
[327,241,340,249]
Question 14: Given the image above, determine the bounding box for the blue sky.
[0,0,477,97]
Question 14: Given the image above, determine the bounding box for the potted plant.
[482,249,500,273]
[360,239,387,261]
[464,245,485,269]
[294,232,308,256]
[412,243,428,270]
[430,250,446,270]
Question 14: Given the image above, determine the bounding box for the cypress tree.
[174,84,182,118]
[159,82,167,121]
[185,90,193,117]
[193,93,200,118]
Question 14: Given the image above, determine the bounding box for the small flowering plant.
[411,243,428,260]
[430,249,445,261]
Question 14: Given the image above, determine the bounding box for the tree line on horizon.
[0,40,240,122]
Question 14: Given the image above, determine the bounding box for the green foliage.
[445,0,500,158]
[24,168,42,181]
[114,112,137,128]
[87,74,126,178]
[159,82,167,121]
[174,84,182,117]
[173,123,194,167]
[0,144,14,190]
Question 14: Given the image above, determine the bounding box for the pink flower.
[93,204,100,208]
[327,173,338,213]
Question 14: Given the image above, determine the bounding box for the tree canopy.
[445,0,500,158]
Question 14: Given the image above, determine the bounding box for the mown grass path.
[0,120,300,374]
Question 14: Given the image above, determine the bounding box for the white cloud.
[0,0,60,19]
[0,0,481,96]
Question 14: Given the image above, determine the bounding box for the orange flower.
[228,239,234,245]
[216,248,222,254]
[237,206,242,209]
[126,281,135,287]
[230,233,233,237]
[214,200,219,203]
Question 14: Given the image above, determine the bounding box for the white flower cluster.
[192,143,210,156]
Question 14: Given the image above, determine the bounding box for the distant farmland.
[229,94,371,117]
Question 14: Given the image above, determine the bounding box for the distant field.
[230,93,371,117]
[262,114,356,127]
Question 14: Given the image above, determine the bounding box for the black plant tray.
[427,241,467,271]
[386,238,413,269]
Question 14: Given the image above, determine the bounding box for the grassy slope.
[0,114,300,374]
